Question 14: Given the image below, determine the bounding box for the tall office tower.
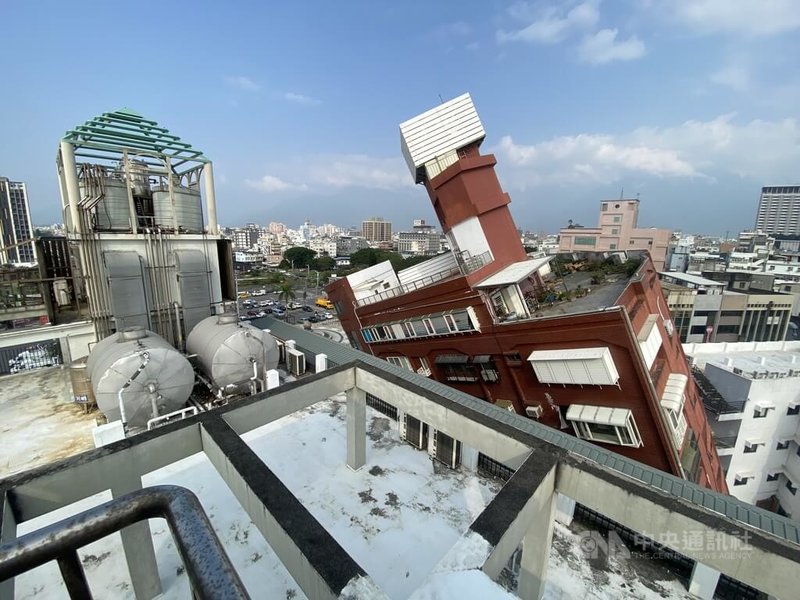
[0,177,37,264]
[362,217,392,242]
[755,186,800,235]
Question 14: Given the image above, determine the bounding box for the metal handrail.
[0,485,249,600]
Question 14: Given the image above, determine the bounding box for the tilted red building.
[326,93,727,492]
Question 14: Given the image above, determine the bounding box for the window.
[602,203,608,211]
[690,325,707,335]
[743,443,759,454]
[386,356,413,371]
[566,405,642,447]
[613,216,621,223]
[422,318,435,335]
[734,475,751,486]
[402,322,415,337]
[574,236,597,246]
[610,244,617,250]
[753,406,772,419]
[473,355,500,382]
[787,480,798,495]
[435,354,478,382]
[766,472,780,482]
[788,404,800,416]
[777,440,791,450]
[611,228,619,235]
[418,357,431,376]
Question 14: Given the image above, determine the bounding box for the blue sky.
[2,1,799,236]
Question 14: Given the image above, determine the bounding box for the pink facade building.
[558,199,671,270]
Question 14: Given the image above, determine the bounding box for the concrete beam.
[110,477,161,599]
[222,367,355,435]
[346,387,366,470]
[519,470,556,600]
[557,460,800,599]
[355,367,531,469]
[200,416,366,600]
[688,562,720,600]
[8,422,203,521]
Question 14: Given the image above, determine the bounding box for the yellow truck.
[315,297,334,310]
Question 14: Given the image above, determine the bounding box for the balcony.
[692,367,746,416]
[713,435,738,456]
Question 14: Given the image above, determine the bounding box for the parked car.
[302,305,314,312]
[323,312,333,320]
[272,308,286,318]
[246,310,258,317]
[306,314,321,323]
[275,303,286,311]
[288,302,302,310]
[259,300,270,307]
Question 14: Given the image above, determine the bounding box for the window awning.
[566,404,631,427]
[528,348,610,362]
[435,354,469,364]
[735,472,755,480]
[755,401,776,410]
[661,372,688,413]
[474,257,552,289]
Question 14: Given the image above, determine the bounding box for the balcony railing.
[0,485,249,600]
[356,264,462,307]
[456,249,493,276]
[692,367,746,415]
[713,435,738,449]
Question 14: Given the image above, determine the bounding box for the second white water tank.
[186,313,279,393]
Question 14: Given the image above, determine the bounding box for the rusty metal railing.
[0,485,249,600]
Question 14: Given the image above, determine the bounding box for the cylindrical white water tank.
[186,313,279,393]
[87,327,194,427]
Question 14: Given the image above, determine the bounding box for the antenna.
[438,94,444,104]
[620,187,624,199]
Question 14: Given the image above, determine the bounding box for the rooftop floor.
[532,272,629,319]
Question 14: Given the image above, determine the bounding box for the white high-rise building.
[0,177,36,265]
[756,186,800,235]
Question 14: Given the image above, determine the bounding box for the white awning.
[528,348,609,362]
[755,400,776,410]
[474,257,553,288]
[661,372,688,413]
[735,472,755,480]
[566,404,631,427]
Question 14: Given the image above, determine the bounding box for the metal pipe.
[122,150,139,234]
[173,301,183,351]
[59,141,82,235]
[203,163,218,235]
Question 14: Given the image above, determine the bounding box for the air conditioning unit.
[286,348,306,376]
[663,319,675,336]
[401,414,427,449]
[432,429,461,469]
[525,404,543,419]
[275,340,286,364]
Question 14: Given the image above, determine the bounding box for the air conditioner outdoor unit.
[432,429,461,469]
[286,348,306,376]
[401,414,427,449]
[525,404,543,419]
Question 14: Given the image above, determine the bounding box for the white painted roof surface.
[399,93,485,179]
[528,347,609,362]
[474,257,553,288]
[659,272,725,287]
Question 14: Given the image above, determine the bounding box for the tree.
[277,282,296,304]
[280,247,317,269]
[312,255,336,272]
[350,248,404,271]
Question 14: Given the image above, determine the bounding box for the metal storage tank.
[186,313,279,394]
[69,358,96,414]
[152,186,203,232]
[89,179,131,231]
[87,326,194,427]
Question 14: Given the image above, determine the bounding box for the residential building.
[558,199,671,270]
[755,185,800,235]
[327,93,726,492]
[336,235,369,256]
[362,217,392,242]
[686,341,800,519]
[396,219,441,255]
[0,177,36,265]
[660,272,793,343]
[309,237,337,257]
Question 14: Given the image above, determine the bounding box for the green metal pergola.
[62,108,209,174]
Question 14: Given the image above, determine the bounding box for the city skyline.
[2,1,799,235]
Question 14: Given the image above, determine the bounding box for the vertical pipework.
[122,150,138,234]
[59,141,82,235]
[203,162,218,235]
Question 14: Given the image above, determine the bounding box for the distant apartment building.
[336,235,369,256]
[328,93,727,492]
[756,186,800,235]
[267,221,286,235]
[309,237,337,257]
[686,342,800,519]
[0,177,36,265]
[230,228,258,250]
[558,199,671,270]
[362,217,392,242]
[660,272,793,343]
[396,219,441,256]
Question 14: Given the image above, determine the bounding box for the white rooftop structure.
[659,272,725,289]
[399,93,485,183]
[474,257,553,289]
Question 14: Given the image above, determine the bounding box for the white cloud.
[710,64,750,91]
[224,76,261,92]
[245,155,412,194]
[664,0,800,36]
[245,175,308,193]
[578,28,646,64]
[491,115,800,188]
[307,155,412,190]
[282,92,321,106]
[498,0,599,44]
